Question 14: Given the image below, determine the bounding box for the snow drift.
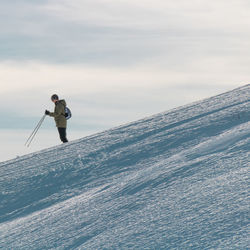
[0,85,249,249]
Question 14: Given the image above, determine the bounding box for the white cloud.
[0,1,248,131]
[0,60,244,97]
[1,0,249,68]
[0,61,165,95]
[42,0,250,32]
[0,0,249,161]
[0,60,244,125]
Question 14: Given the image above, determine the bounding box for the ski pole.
[26,114,46,147]
[25,115,45,146]
[25,114,46,147]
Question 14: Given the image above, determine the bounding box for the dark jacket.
[49,100,67,128]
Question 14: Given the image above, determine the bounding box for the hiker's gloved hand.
[45,110,50,115]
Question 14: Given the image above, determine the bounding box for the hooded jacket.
[49,99,67,128]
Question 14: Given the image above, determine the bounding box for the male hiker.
[45,94,68,143]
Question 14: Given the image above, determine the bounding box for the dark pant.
[57,127,68,143]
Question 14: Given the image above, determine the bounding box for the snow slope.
[0,85,249,249]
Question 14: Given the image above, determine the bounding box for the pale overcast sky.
[0,0,249,161]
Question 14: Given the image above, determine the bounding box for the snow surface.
[0,85,249,249]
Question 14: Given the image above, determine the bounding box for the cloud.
[42,0,250,31]
[0,0,249,66]
[0,0,249,127]
[0,60,244,96]
[0,0,249,161]
[0,61,243,131]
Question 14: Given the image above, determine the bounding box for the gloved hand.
[45,110,50,115]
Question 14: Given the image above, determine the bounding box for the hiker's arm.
[49,104,64,118]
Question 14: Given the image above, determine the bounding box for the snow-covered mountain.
[0,85,249,249]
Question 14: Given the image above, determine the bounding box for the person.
[45,94,68,143]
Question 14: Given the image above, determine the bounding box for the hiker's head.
[51,94,59,103]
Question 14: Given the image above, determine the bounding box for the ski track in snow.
[0,85,250,249]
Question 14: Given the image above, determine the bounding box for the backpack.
[65,107,72,120]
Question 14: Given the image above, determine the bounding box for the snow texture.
[0,85,249,249]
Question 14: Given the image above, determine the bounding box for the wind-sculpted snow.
[0,85,249,249]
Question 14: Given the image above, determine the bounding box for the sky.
[0,0,249,162]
